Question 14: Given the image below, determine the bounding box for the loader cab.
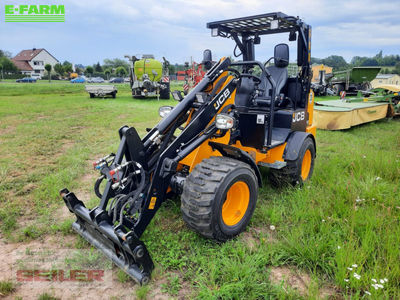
[207,12,313,150]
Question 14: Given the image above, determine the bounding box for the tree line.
[311,51,400,74]
[2,49,400,79]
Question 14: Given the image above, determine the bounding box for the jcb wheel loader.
[61,12,316,284]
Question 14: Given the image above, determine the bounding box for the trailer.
[85,85,117,98]
[314,86,399,130]
[329,66,381,96]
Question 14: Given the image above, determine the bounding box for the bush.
[42,74,61,80]
[3,73,25,79]
[92,72,106,79]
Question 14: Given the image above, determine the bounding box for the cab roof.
[206,12,305,36]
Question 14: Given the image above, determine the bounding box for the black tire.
[181,156,258,242]
[334,84,344,96]
[269,137,315,186]
[112,92,116,98]
[90,93,94,98]
[159,82,170,99]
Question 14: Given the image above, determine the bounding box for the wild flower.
[353,273,361,280]
[352,264,358,268]
[337,246,341,249]
[344,279,349,282]
[371,279,377,283]
[365,291,371,295]
[375,176,381,181]
[347,267,353,271]
[269,225,275,231]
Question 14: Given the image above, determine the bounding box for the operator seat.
[259,43,289,101]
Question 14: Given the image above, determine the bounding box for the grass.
[0,280,15,296]
[0,81,399,298]
[37,293,59,300]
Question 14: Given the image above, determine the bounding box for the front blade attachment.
[60,188,154,285]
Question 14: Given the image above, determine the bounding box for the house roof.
[13,48,44,61]
[11,60,33,71]
[375,74,398,79]
[12,48,59,63]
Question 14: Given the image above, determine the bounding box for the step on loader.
[61,12,316,284]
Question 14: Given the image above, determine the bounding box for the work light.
[215,114,234,130]
[158,106,173,118]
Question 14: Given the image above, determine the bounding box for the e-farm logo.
[5,4,65,22]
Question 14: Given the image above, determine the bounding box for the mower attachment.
[60,188,154,285]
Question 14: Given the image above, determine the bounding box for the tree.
[54,63,64,76]
[94,62,103,72]
[115,66,127,77]
[86,66,94,77]
[361,58,379,66]
[103,58,130,70]
[395,62,400,75]
[168,64,175,75]
[104,67,112,80]
[75,67,82,74]
[0,63,3,81]
[321,55,348,71]
[62,61,73,73]
[45,64,52,82]
[0,56,17,73]
[0,50,12,58]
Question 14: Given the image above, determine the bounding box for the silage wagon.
[329,66,381,96]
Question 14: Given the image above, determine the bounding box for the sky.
[1,0,400,66]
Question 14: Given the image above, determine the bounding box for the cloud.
[1,0,399,64]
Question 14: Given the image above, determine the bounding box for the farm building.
[311,64,332,82]
[371,74,400,88]
[11,48,59,77]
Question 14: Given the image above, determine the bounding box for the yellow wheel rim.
[222,181,250,226]
[301,149,312,181]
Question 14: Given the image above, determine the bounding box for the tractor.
[61,12,316,284]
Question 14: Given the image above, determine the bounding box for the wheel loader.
[60,12,316,284]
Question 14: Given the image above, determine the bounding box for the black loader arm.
[60,56,233,284]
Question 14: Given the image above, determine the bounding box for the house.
[11,48,59,77]
[311,64,332,83]
[371,74,400,88]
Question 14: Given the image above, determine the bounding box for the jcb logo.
[292,111,305,122]
[214,89,231,111]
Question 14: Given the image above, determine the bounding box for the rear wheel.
[90,93,94,98]
[181,156,258,242]
[269,137,315,186]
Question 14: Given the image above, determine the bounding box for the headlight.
[215,113,234,130]
[159,106,173,118]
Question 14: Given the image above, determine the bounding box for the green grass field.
[0,81,399,299]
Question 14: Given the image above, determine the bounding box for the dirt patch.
[149,271,190,300]
[241,226,277,250]
[0,235,145,300]
[0,125,16,136]
[269,266,338,298]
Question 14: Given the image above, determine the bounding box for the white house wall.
[28,50,59,75]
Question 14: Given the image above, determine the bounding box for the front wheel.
[269,137,316,186]
[181,156,258,242]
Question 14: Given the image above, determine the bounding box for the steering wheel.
[240,73,262,84]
